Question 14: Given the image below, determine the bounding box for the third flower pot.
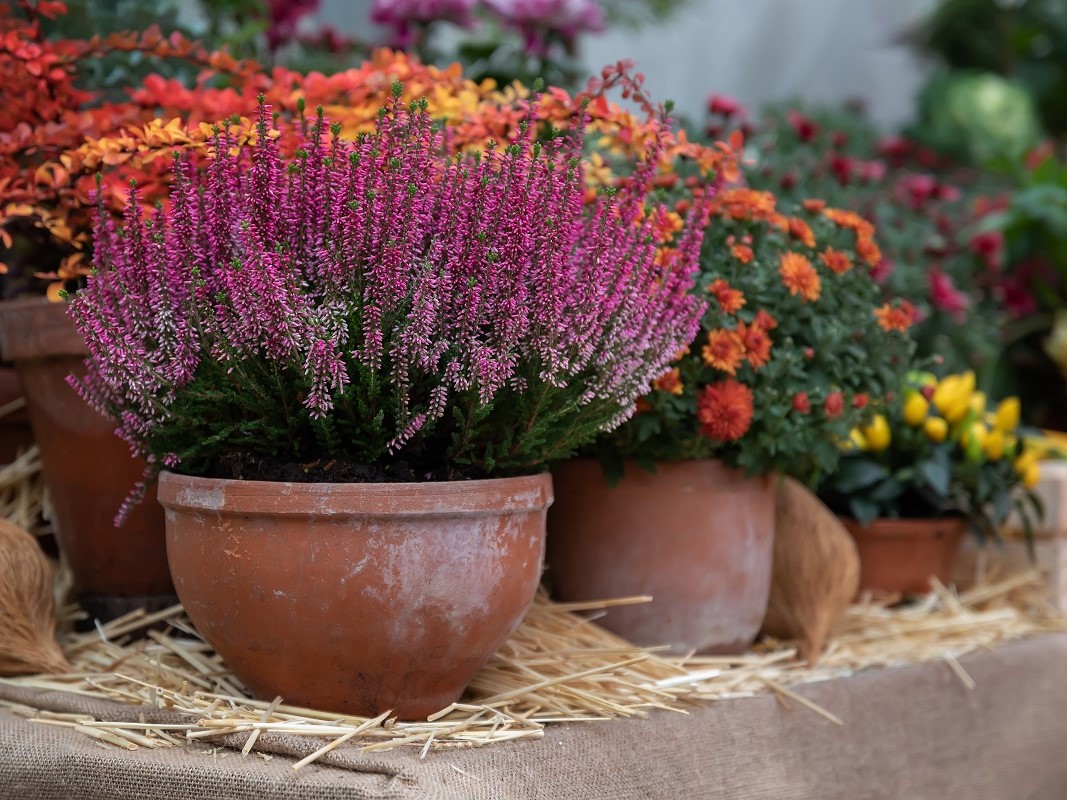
[547,458,775,654]
[0,297,174,620]
[158,470,552,719]
[842,516,968,596]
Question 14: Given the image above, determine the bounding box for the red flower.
[696,379,754,442]
[792,392,810,414]
[804,347,815,360]
[823,391,844,418]
[852,393,869,409]
[970,230,1003,271]
[819,247,852,275]
[787,110,818,142]
[928,267,970,321]
[707,94,745,118]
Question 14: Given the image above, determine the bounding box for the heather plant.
[595,188,916,486]
[66,87,709,519]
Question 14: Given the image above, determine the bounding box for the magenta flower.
[928,267,970,321]
[483,0,603,54]
[372,0,478,47]
[67,89,708,521]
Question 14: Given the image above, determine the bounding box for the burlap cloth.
[3,633,1067,800]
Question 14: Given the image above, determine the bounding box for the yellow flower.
[903,393,929,426]
[848,428,869,450]
[931,371,975,424]
[994,397,1020,432]
[983,429,1006,461]
[1024,462,1041,488]
[969,391,986,416]
[924,417,948,442]
[1015,449,1040,476]
[862,414,891,451]
[964,422,988,462]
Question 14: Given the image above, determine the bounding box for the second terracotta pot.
[159,470,552,719]
[0,298,173,620]
[842,517,968,596]
[547,459,775,654]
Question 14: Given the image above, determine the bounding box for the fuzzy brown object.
[0,518,70,675]
[761,477,860,665]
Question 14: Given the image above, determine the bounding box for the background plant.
[66,89,710,519]
[819,369,1042,542]
[595,187,915,485]
[703,99,1011,380]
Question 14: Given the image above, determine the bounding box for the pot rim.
[841,516,969,536]
[0,296,84,361]
[157,469,553,516]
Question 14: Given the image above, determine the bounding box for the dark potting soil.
[212,452,480,484]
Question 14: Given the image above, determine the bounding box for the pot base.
[77,592,181,632]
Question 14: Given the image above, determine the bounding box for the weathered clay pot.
[547,459,775,654]
[158,470,552,718]
[0,365,34,464]
[842,517,968,597]
[0,298,174,619]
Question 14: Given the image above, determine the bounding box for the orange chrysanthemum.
[787,217,816,248]
[802,198,826,213]
[652,367,684,395]
[737,321,772,369]
[714,188,778,221]
[819,247,852,274]
[707,278,746,314]
[874,300,916,332]
[823,207,875,238]
[702,329,745,374]
[730,243,754,264]
[856,234,882,267]
[696,379,754,442]
[779,252,821,302]
[754,309,778,330]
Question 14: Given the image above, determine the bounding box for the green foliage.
[717,101,1010,379]
[818,372,1042,543]
[911,0,1067,138]
[597,192,915,486]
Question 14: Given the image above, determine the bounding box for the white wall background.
[319,0,941,129]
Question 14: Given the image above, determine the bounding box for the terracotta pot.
[547,459,775,654]
[842,517,968,596]
[0,365,34,463]
[0,298,174,620]
[158,470,552,718]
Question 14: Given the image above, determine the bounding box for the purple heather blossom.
[68,91,707,519]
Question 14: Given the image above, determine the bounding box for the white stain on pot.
[175,485,226,512]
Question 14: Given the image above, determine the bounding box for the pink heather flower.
[928,267,970,321]
[483,0,604,53]
[68,90,708,522]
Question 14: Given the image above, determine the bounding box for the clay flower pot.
[0,365,34,464]
[158,470,552,719]
[0,298,173,619]
[547,459,775,654]
[842,517,968,596]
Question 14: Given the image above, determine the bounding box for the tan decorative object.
[761,477,860,665]
[0,519,70,676]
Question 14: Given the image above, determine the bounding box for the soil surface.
[212,452,478,483]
